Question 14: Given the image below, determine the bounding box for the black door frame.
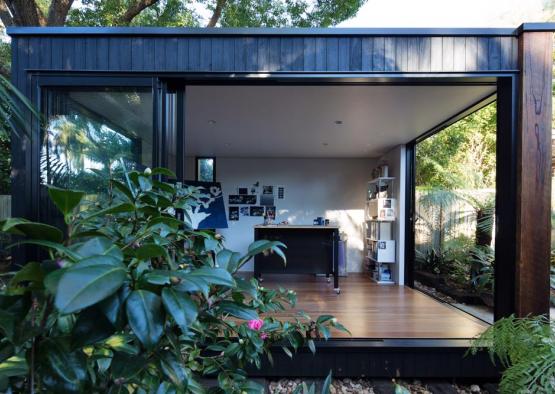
[403,75,518,321]
[27,71,517,321]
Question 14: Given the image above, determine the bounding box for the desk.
[253,225,340,293]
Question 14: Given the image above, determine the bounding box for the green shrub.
[469,315,555,393]
[0,168,347,393]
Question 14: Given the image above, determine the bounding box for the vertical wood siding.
[14,35,518,75]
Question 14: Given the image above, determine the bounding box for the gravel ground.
[267,378,498,394]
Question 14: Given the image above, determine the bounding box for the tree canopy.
[0,0,367,28]
[415,102,497,190]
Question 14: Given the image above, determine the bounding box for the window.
[196,157,216,182]
[41,87,153,222]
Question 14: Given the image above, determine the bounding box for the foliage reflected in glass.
[414,102,497,320]
[196,157,215,182]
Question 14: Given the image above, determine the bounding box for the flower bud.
[239,339,244,344]
[144,167,152,175]
[170,276,182,285]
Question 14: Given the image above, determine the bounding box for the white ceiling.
[185,84,495,158]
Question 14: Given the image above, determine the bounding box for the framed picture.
[250,206,264,216]
[263,185,274,195]
[265,206,276,220]
[238,187,248,195]
[229,206,239,221]
[260,193,274,206]
[228,194,257,205]
[240,207,250,216]
[277,186,285,199]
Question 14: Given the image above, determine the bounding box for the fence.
[414,188,495,253]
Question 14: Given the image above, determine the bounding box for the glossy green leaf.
[72,307,115,349]
[48,186,85,216]
[55,256,127,314]
[159,352,188,390]
[151,167,177,178]
[0,310,15,341]
[82,202,135,220]
[0,355,28,378]
[217,301,258,320]
[216,249,241,272]
[188,267,235,287]
[126,290,164,349]
[2,218,63,243]
[161,287,198,331]
[111,179,135,202]
[307,339,316,355]
[40,339,87,391]
[133,243,167,260]
[8,262,45,293]
[44,268,65,295]
[17,240,80,261]
[75,237,123,261]
[321,370,332,394]
[138,175,152,191]
[111,352,146,381]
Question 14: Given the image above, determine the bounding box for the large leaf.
[75,237,123,262]
[0,355,28,378]
[2,218,63,243]
[188,267,235,287]
[55,256,127,314]
[72,307,115,349]
[151,167,177,178]
[40,339,87,391]
[133,243,168,260]
[216,249,242,272]
[82,202,135,221]
[17,240,80,261]
[8,261,45,293]
[159,353,188,390]
[111,352,146,381]
[126,290,164,349]
[0,310,15,341]
[48,186,85,216]
[161,287,198,332]
[217,301,258,320]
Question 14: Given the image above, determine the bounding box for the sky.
[338,0,552,27]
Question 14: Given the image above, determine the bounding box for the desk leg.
[333,229,340,294]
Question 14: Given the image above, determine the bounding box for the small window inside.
[196,157,215,182]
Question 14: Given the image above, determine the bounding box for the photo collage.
[228,182,285,221]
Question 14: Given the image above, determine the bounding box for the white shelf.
[368,177,395,184]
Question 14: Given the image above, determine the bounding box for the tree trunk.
[47,0,75,26]
[206,0,227,27]
[4,0,46,26]
[116,0,160,26]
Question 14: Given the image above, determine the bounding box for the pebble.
[470,384,481,393]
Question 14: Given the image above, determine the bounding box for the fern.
[469,315,555,393]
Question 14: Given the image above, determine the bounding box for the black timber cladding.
[10,29,519,76]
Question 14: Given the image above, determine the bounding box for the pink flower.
[247,319,264,331]
[260,332,269,340]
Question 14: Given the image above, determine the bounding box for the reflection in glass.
[413,102,496,323]
[41,88,152,193]
[197,158,215,182]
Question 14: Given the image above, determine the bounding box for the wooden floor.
[258,273,489,339]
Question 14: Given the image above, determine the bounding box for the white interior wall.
[377,146,406,285]
[186,157,376,272]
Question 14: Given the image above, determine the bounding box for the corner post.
[515,31,553,316]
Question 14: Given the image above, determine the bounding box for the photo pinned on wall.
[262,185,274,195]
[250,206,265,216]
[240,207,250,216]
[265,206,276,220]
[250,182,260,195]
[228,194,257,205]
[237,187,248,195]
[260,193,274,206]
[277,186,285,199]
[229,206,239,221]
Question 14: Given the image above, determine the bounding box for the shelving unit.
[365,177,396,284]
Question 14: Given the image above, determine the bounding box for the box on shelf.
[367,198,396,221]
[367,240,395,263]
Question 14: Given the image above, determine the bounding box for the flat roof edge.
[7,26,524,37]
